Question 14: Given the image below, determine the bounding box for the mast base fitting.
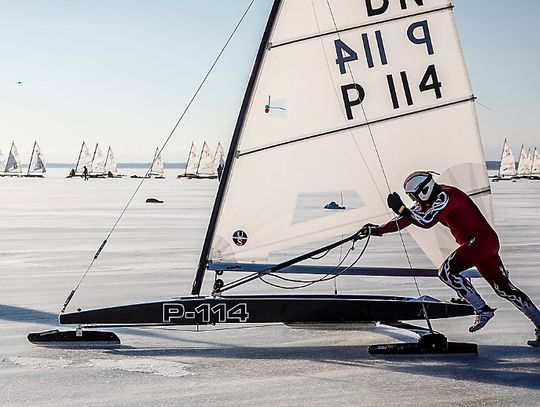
[212,279,224,294]
[368,333,478,355]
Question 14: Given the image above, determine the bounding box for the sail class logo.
[232,230,248,246]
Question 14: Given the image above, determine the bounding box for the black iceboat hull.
[59,294,474,326]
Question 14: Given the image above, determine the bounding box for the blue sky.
[0,0,538,163]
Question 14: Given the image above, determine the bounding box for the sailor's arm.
[377,216,413,235]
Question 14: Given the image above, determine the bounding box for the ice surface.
[0,168,539,406]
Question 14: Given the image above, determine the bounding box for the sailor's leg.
[438,248,488,311]
[478,255,540,328]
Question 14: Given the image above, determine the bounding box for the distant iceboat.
[492,139,516,182]
[104,146,123,178]
[195,141,216,179]
[68,142,93,178]
[177,142,199,178]
[89,143,106,178]
[516,145,532,179]
[131,147,165,179]
[25,141,46,178]
[2,142,23,177]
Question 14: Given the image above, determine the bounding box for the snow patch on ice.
[88,358,191,377]
[10,356,73,369]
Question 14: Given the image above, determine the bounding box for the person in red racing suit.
[362,171,540,347]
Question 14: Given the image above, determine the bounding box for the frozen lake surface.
[1,168,539,406]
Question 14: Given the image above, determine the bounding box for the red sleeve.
[378,215,412,235]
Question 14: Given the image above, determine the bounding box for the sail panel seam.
[239,96,475,157]
[270,5,453,50]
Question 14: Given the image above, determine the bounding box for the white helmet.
[403,171,436,202]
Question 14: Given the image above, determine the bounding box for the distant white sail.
[75,142,93,174]
[91,143,105,175]
[150,147,164,176]
[27,141,46,174]
[531,148,540,176]
[516,145,532,177]
[213,142,225,174]
[5,142,22,174]
[184,143,199,176]
[204,0,493,268]
[104,147,118,174]
[196,141,214,176]
[498,140,516,178]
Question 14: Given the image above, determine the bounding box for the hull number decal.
[163,303,249,323]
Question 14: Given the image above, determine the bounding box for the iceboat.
[491,139,516,182]
[177,142,199,179]
[32,0,497,354]
[104,146,123,178]
[2,142,23,177]
[194,141,217,179]
[89,143,107,178]
[515,145,533,180]
[67,141,93,178]
[131,147,165,179]
[25,141,46,178]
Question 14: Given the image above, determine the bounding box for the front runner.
[362,171,540,347]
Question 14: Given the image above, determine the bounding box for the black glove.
[359,223,382,237]
[387,192,408,216]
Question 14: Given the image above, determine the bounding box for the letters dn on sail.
[337,19,441,120]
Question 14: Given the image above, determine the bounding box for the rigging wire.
[323,1,434,332]
[258,233,371,290]
[60,0,257,314]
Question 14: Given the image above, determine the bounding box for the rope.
[258,232,371,290]
[323,1,433,332]
[60,0,257,313]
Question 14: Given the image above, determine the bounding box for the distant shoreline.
[42,161,500,170]
[42,163,187,169]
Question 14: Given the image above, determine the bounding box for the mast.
[91,143,99,172]
[532,147,537,177]
[184,142,195,176]
[191,0,283,295]
[27,141,37,175]
[105,146,111,172]
[497,138,506,178]
[195,142,207,175]
[75,142,85,173]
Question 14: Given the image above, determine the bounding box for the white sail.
[516,146,532,177]
[104,147,118,175]
[532,148,540,176]
[27,141,46,174]
[527,149,534,176]
[184,143,199,176]
[213,142,225,175]
[0,148,5,173]
[498,139,516,178]
[205,0,493,269]
[91,143,105,175]
[5,142,22,174]
[75,142,93,174]
[150,147,164,176]
[196,141,215,176]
